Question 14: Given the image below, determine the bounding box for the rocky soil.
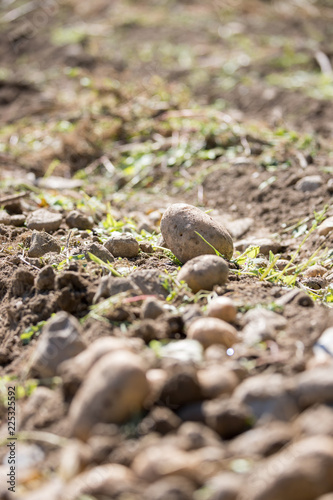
[1,1,333,499]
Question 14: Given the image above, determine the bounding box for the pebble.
[295,174,323,192]
[207,296,237,323]
[178,255,229,293]
[29,312,86,378]
[69,351,149,440]
[26,209,63,232]
[238,436,333,500]
[226,217,253,239]
[274,259,296,274]
[233,373,298,421]
[301,276,327,290]
[187,317,238,349]
[84,242,114,263]
[160,203,233,263]
[104,233,139,258]
[66,210,94,230]
[159,365,202,407]
[28,230,61,258]
[318,216,333,236]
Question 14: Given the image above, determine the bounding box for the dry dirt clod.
[302,264,327,278]
[68,351,149,440]
[141,298,164,319]
[104,233,139,258]
[84,241,114,263]
[66,210,94,230]
[35,265,56,291]
[160,203,233,263]
[187,317,238,349]
[28,230,61,258]
[207,296,237,323]
[178,254,229,293]
[234,237,282,255]
[26,208,63,232]
[29,311,86,378]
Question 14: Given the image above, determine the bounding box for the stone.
[104,233,139,258]
[141,298,164,319]
[327,178,333,193]
[69,351,149,440]
[178,255,229,293]
[318,216,333,236]
[313,327,333,363]
[35,265,55,291]
[197,366,239,399]
[27,209,62,232]
[233,373,298,421]
[29,312,86,378]
[66,210,94,230]
[0,211,25,226]
[203,398,254,438]
[295,175,323,192]
[228,422,293,458]
[28,230,61,258]
[160,203,233,263]
[293,365,333,409]
[234,237,282,255]
[37,176,84,190]
[177,422,221,451]
[238,436,333,500]
[275,289,314,307]
[226,217,253,239]
[84,242,114,263]
[207,296,237,323]
[187,317,238,349]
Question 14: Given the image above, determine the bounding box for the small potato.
[160,203,233,263]
[187,317,238,349]
[207,296,237,323]
[69,351,149,440]
[178,254,229,293]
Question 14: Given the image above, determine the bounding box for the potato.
[160,203,233,263]
[207,296,237,323]
[187,317,238,349]
[68,351,149,440]
[178,255,229,293]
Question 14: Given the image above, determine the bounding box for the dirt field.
[1,1,333,499]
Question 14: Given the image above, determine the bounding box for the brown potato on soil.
[187,317,238,349]
[160,203,233,263]
[178,254,229,293]
[207,296,237,323]
[68,351,149,441]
